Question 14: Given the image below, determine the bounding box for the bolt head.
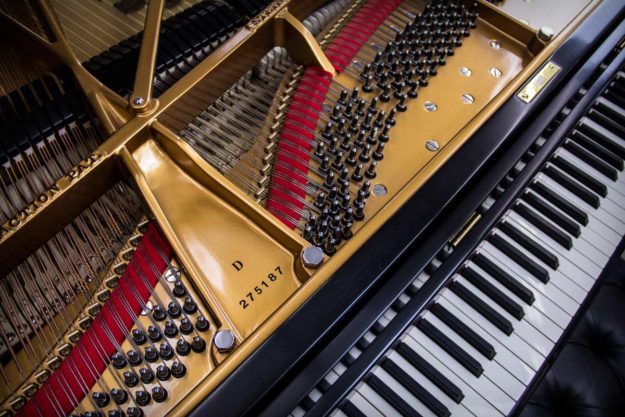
[426,140,440,152]
[538,26,555,42]
[214,330,236,353]
[133,96,145,106]
[301,246,324,268]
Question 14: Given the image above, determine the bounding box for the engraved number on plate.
[239,266,283,309]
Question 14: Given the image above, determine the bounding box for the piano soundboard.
[0,0,624,416]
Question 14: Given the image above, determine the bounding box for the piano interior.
[1,0,624,416]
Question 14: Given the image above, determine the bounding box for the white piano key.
[490,226,580,313]
[440,289,545,371]
[453,275,554,356]
[371,366,438,417]
[479,243,573,326]
[436,297,535,385]
[400,334,503,416]
[356,381,403,417]
[386,350,478,417]
[291,406,306,417]
[346,390,385,417]
[330,408,349,417]
[309,388,323,401]
[420,312,526,400]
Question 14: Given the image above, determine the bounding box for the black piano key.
[530,181,588,226]
[416,319,484,377]
[396,342,464,403]
[543,164,601,208]
[342,401,368,417]
[381,358,451,417]
[449,281,514,336]
[367,374,423,417]
[563,138,621,179]
[300,395,316,411]
[318,377,332,393]
[460,266,526,320]
[570,130,624,171]
[473,253,536,305]
[579,118,625,158]
[595,97,625,126]
[430,303,496,360]
[491,225,554,280]
[522,191,581,238]
[342,352,358,366]
[552,154,608,197]
[499,220,559,269]
[514,201,573,249]
[588,108,625,139]
[356,336,372,351]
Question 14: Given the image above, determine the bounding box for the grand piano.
[1,0,624,416]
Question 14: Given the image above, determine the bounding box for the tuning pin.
[336,118,346,137]
[373,142,386,161]
[314,192,326,209]
[320,155,330,174]
[320,207,330,222]
[375,110,386,128]
[338,89,349,105]
[344,101,354,120]
[380,84,391,103]
[386,108,397,126]
[408,83,418,98]
[349,115,360,134]
[354,131,366,149]
[108,410,123,417]
[152,387,168,403]
[338,168,350,188]
[135,390,151,407]
[346,147,358,166]
[176,338,191,356]
[183,297,197,314]
[332,151,344,171]
[111,352,127,369]
[139,367,155,384]
[330,198,340,215]
[164,320,178,338]
[339,132,351,151]
[93,392,110,407]
[179,318,193,335]
[153,305,166,321]
[173,280,186,297]
[123,371,139,387]
[339,181,350,199]
[368,96,379,114]
[144,346,158,363]
[363,112,373,131]
[327,186,338,201]
[167,302,181,318]
[363,74,375,92]
[329,135,339,155]
[361,180,371,198]
[303,225,313,241]
[196,316,210,332]
[111,388,128,405]
[192,336,206,353]
[353,202,366,221]
[322,122,334,140]
[324,171,335,188]
[325,237,338,255]
[341,194,351,211]
[342,208,354,225]
[126,407,143,417]
[366,129,378,145]
[127,350,142,366]
[159,343,174,360]
[156,364,171,381]
[351,87,360,102]
[331,105,341,122]
[361,62,372,77]
[359,144,372,163]
[352,163,364,182]
[342,222,354,239]
[379,124,391,143]
[315,141,325,158]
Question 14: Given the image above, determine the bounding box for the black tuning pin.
[93,392,110,408]
[331,105,341,122]
[164,320,178,338]
[380,84,391,102]
[351,87,360,102]
[396,95,407,112]
[132,329,147,345]
[342,222,354,239]
[341,195,351,211]
[183,297,197,314]
[111,352,127,369]
[192,336,206,353]
[144,346,158,363]
[341,132,352,151]
[152,387,168,403]
[176,338,191,356]
[374,110,386,128]
[180,317,194,335]
[319,155,330,174]
[359,144,372,163]
[156,364,171,381]
[348,115,359,134]
[127,350,142,366]
[108,410,123,417]
[324,171,335,189]
[152,305,166,321]
[123,371,139,388]
[135,390,151,407]
[126,407,143,417]
[342,207,354,225]
[85,412,103,417]
[147,325,162,342]
[354,131,366,149]
[171,361,187,378]
[322,122,333,140]
[173,280,186,297]
[354,201,366,221]
[139,367,155,384]
[314,141,325,158]
[363,74,374,92]
[361,180,371,198]
[111,388,128,405]
[338,89,348,105]
[159,343,174,360]
[314,192,326,209]
[167,301,181,318]
[352,163,364,182]
[373,142,386,161]
[379,124,391,143]
[196,315,210,332]
[332,151,344,171]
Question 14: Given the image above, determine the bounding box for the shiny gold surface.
[517,61,561,103]
[0,0,601,415]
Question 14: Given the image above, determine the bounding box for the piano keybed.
[0,0,618,416]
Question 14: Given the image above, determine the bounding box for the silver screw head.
[490,67,503,78]
[133,96,145,106]
[426,140,440,152]
[489,40,502,49]
[538,26,555,42]
[214,330,236,353]
[424,101,438,112]
[459,67,472,77]
[373,184,387,197]
[164,267,181,283]
[301,246,324,268]
[462,93,475,104]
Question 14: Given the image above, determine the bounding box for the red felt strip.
[266,0,402,228]
[17,224,171,417]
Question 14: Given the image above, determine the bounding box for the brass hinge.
[449,212,482,248]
